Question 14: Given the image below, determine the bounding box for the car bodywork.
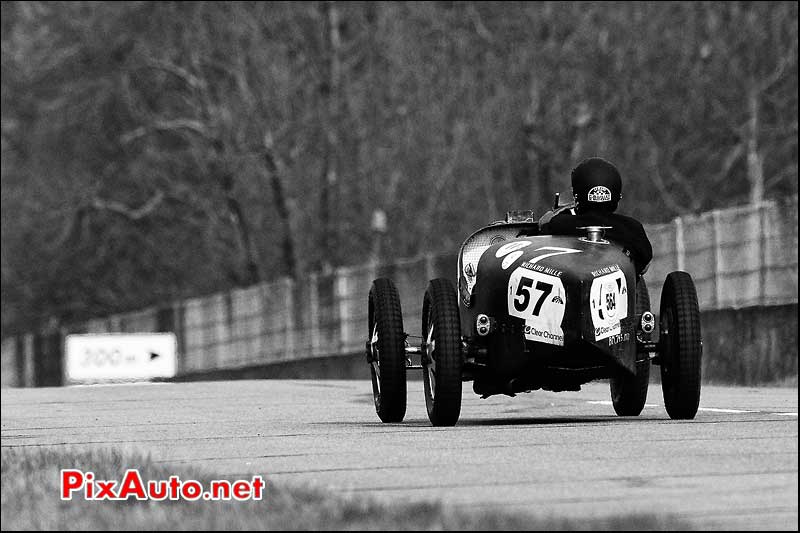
[458,223,641,396]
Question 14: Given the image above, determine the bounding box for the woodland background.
[1,1,797,335]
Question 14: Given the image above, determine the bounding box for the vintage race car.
[366,210,702,426]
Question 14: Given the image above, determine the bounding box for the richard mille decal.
[591,264,621,277]
[521,262,563,277]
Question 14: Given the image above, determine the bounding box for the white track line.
[69,381,168,388]
[697,407,757,414]
[586,400,797,417]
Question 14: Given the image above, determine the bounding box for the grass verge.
[2,446,692,531]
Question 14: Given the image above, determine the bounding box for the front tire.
[659,271,702,420]
[368,278,406,423]
[610,278,651,416]
[422,279,463,426]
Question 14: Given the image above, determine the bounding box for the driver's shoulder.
[610,212,647,231]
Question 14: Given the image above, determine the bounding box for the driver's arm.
[608,217,653,277]
[538,205,577,234]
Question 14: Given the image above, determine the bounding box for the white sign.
[65,334,177,382]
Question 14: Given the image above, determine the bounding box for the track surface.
[2,380,797,530]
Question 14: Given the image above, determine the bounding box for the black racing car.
[366,211,702,426]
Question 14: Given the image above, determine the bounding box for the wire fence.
[644,196,798,312]
[2,197,797,386]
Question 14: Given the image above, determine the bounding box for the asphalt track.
[2,379,797,530]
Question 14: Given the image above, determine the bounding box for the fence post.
[425,253,436,284]
[14,335,24,387]
[22,334,34,387]
[674,217,685,272]
[283,277,295,361]
[310,271,320,357]
[174,301,186,375]
[712,210,723,309]
[335,268,349,353]
[758,202,767,307]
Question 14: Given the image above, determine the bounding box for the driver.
[537,157,653,276]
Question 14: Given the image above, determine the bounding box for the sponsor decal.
[521,262,563,277]
[495,240,532,258]
[595,325,617,337]
[524,324,564,345]
[464,263,476,278]
[501,250,524,270]
[607,332,630,346]
[489,235,507,245]
[588,185,612,202]
[508,268,566,346]
[591,264,621,277]
[523,246,582,267]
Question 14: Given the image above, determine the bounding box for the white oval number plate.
[590,271,628,341]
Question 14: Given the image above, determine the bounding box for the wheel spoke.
[370,323,380,367]
[370,324,381,396]
[426,325,436,368]
[426,323,436,398]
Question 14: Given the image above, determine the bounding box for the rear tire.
[610,278,651,416]
[659,271,702,420]
[368,278,406,423]
[422,279,463,426]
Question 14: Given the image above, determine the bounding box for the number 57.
[514,278,553,316]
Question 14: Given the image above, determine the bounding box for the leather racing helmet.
[571,157,622,213]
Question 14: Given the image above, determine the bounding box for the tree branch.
[91,191,165,220]
[467,4,494,43]
[421,120,468,234]
[757,55,791,94]
[142,58,207,91]
[642,130,688,215]
[120,119,213,144]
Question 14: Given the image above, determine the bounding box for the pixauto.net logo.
[61,469,265,501]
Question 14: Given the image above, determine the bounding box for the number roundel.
[508,267,566,346]
[590,272,628,340]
